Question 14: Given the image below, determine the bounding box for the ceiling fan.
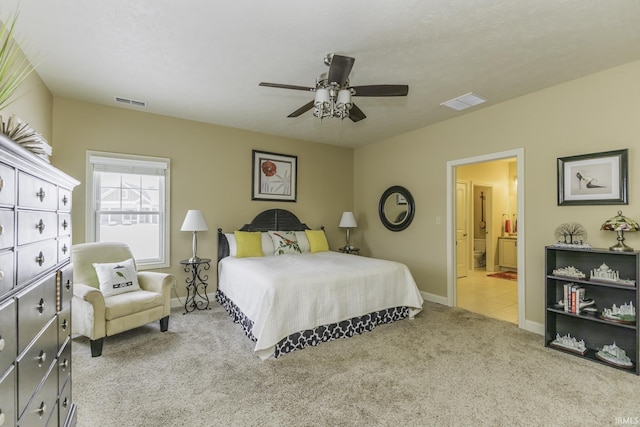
[259,53,408,122]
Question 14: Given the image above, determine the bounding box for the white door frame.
[446,148,525,327]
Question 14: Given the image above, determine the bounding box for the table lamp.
[601,210,639,252]
[181,210,208,262]
[339,212,358,250]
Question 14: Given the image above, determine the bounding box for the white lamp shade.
[339,212,358,228]
[314,88,330,108]
[181,210,208,231]
[336,89,352,109]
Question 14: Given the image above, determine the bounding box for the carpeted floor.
[72,301,638,426]
[487,271,518,281]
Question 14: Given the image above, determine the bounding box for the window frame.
[86,150,171,269]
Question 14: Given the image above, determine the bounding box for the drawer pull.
[36,187,46,202]
[36,298,46,314]
[0,224,3,235]
[61,358,69,370]
[61,319,69,330]
[37,401,47,418]
[62,194,68,206]
[37,350,47,366]
[0,409,5,425]
[0,176,3,191]
[36,251,45,266]
[0,336,4,351]
[0,270,4,281]
[62,243,68,254]
[62,219,69,230]
[36,219,46,233]
[65,279,72,290]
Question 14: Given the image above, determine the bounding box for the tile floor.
[456,268,518,324]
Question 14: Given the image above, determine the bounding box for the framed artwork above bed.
[252,150,297,202]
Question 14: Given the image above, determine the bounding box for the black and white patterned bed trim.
[216,289,410,358]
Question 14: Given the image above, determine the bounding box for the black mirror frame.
[378,185,415,232]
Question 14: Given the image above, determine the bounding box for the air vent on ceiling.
[115,96,147,108]
[440,92,486,111]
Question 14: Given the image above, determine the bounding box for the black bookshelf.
[545,246,639,375]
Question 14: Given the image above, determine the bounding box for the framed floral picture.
[557,149,628,206]
[252,150,297,202]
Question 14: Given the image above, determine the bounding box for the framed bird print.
[557,149,628,205]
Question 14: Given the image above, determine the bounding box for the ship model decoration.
[552,266,586,279]
[600,301,636,324]
[550,333,587,355]
[596,342,634,369]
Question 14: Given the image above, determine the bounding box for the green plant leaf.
[0,10,40,111]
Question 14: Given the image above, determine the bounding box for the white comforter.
[218,251,424,359]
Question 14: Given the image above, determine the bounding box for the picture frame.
[557,149,628,206]
[252,150,297,202]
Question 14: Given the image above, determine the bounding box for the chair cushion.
[93,258,141,297]
[104,289,165,320]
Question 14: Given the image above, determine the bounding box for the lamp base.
[610,230,634,252]
[609,242,634,252]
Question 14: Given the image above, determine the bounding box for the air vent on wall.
[440,92,486,111]
[115,96,147,107]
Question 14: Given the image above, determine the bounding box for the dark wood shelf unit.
[545,246,639,375]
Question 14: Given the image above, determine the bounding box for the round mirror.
[379,185,415,231]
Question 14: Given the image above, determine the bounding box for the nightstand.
[339,246,360,255]
[180,258,212,313]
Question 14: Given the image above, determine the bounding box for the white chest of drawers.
[0,135,79,427]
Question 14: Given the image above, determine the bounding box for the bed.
[216,209,424,360]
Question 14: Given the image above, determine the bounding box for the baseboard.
[522,319,544,336]
[421,291,448,306]
[170,293,217,310]
[171,290,545,336]
[420,291,544,336]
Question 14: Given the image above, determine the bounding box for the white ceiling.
[3,1,640,148]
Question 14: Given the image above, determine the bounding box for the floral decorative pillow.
[268,231,302,255]
[93,258,141,297]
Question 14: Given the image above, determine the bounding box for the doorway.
[446,149,525,328]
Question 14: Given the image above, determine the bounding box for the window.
[87,151,170,268]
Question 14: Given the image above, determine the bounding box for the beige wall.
[48,99,354,298]
[0,57,52,141]
[10,38,640,325]
[355,59,640,326]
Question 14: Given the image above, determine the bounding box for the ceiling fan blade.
[351,84,409,97]
[259,82,315,92]
[348,104,366,122]
[327,55,355,87]
[287,100,315,117]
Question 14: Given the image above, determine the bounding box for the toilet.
[473,239,486,268]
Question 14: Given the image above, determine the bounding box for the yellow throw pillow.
[234,231,264,258]
[305,229,329,253]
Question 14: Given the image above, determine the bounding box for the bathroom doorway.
[446,149,524,327]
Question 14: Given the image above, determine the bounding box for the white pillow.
[225,233,238,256]
[261,232,275,256]
[226,232,275,256]
[268,231,302,255]
[93,258,141,297]
[295,231,311,253]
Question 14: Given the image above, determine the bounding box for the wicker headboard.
[217,209,313,261]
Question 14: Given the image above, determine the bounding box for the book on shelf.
[562,283,588,314]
